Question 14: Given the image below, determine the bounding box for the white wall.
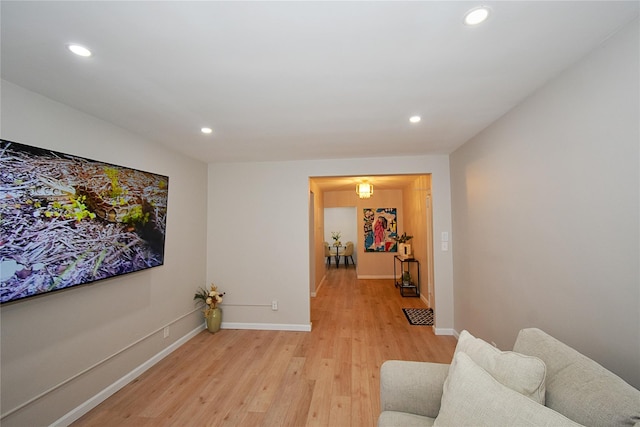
[207,155,454,332]
[450,19,639,387]
[0,81,209,426]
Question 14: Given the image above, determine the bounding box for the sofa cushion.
[455,330,547,404]
[379,360,449,418]
[514,328,640,427]
[378,411,434,427]
[434,352,582,427]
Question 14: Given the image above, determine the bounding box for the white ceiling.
[1,1,638,169]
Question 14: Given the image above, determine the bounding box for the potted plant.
[393,232,414,259]
[194,283,225,333]
[402,270,412,286]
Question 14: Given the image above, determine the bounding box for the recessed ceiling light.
[67,44,92,57]
[201,127,213,134]
[409,116,421,124]
[464,6,490,26]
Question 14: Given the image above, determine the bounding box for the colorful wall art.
[363,208,397,252]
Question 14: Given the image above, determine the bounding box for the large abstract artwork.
[363,208,397,252]
[0,139,169,304]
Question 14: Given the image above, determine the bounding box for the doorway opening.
[309,174,435,311]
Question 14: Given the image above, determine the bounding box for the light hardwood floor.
[73,266,457,427]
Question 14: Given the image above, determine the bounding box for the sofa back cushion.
[434,352,581,427]
[455,330,547,404]
[513,328,640,427]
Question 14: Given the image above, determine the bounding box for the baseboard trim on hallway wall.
[420,293,429,307]
[311,275,327,297]
[52,324,205,427]
[222,322,312,332]
[357,275,394,279]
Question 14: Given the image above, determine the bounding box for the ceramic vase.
[398,243,412,259]
[206,307,222,333]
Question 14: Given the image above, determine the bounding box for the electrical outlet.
[163,326,170,338]
[271,300,278,311]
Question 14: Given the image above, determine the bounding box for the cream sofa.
[379,328,640,426]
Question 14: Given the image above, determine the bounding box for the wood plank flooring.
[73,266,457,427]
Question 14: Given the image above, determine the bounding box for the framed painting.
[363,208,397,252]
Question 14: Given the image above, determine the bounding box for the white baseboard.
[434,327,458,337]
[221,322,312,332]
[311,275,327,297]
[52,324,205,427]
[420,293,429,307]
[357,275,394,279]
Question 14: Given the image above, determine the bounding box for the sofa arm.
[380,360,450,418]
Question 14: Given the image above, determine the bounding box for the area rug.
[402,308,434,326]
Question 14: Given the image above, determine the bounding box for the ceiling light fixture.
[201,127,213,134]
[409,115,421,123]
[464,6,490,26]
[67,44,92,57]
[356,183,373,199]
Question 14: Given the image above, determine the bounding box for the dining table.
[333,243,342,268]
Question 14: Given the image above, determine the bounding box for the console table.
[394,256,420,297]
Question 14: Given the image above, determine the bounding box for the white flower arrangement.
[194,283,225,317]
